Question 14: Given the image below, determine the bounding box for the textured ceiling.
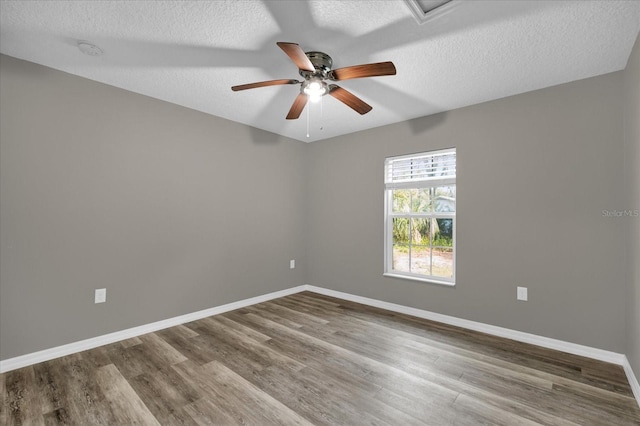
[1,1,639,142]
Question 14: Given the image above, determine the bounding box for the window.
[384,148,456,285]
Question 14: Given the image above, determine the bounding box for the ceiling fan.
[231,42,396,120]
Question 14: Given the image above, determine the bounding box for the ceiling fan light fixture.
[302,78,328,103]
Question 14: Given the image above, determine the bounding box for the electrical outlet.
[95,288,106,304]
[517,286,528,301]
[290,259,295,269]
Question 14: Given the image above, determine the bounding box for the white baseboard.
[2,283,639,409]
[623,356,640,407]
[303,285,639,408]
[0,285,307,373]
[303,285,626,364]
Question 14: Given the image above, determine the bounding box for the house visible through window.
[384,148,456,285]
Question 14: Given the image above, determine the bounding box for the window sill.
[383,272,455,287]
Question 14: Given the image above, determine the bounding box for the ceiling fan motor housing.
[301,51,333,79]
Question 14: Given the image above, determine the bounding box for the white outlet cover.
[517,286,528,301]
[290,259,295,269]
[95,288,106,304]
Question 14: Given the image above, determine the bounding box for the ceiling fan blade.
[328,85,372,115]
[286,93,309,120]
[231,79,300,91]
[277,42,315,72]
[330,61,396,81]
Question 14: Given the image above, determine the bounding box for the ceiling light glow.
[303,79,327,103]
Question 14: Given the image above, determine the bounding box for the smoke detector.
[77,41,103,56]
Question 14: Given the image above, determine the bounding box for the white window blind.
[385,148,456,188]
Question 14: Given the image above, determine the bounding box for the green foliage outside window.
[391,186,455,247]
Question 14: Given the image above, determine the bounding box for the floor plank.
[1,291,639,425]
[94,364,160,425]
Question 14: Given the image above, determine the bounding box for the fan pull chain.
[306,100,310,138]
[320,96,323,131]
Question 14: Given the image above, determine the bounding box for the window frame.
[383,148,456,286]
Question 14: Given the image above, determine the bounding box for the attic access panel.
[404,0,455,24]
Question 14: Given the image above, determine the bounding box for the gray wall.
[625,34,640,376]
[306,71,627,352]
[0,50,634,362]
[0,55,307,360]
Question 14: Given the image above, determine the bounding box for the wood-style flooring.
[1,291,639,425]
